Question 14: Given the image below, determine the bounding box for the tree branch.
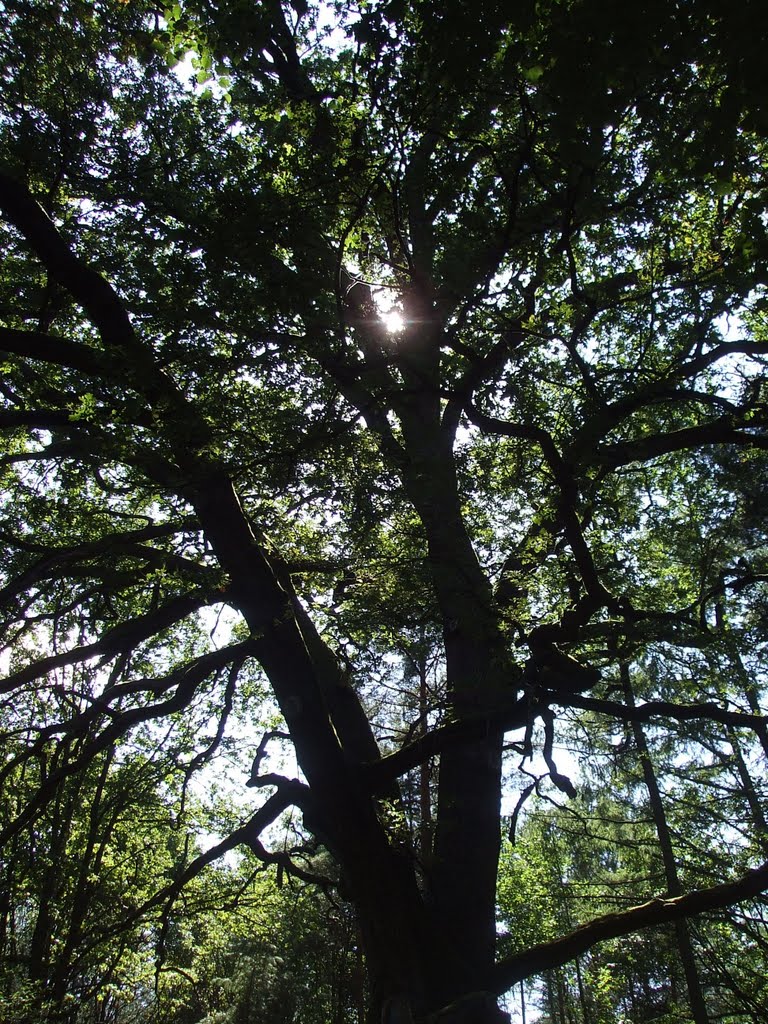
[94,782,311,944]
[545,689,768,741]
[594,417,768,468]
[490,860,768,993]
[0,591,215,694]
[0,325,117,376]
[0,173,135,349]
[363,695,536,790]
[0,517,204,608]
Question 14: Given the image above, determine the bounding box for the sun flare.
[381,309,405,333]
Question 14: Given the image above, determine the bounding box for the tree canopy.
[3,1,768,1022]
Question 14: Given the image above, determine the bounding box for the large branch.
[0,408,80,429]
[0,325,118,376]
[1,169,374,790]
[680,340,768,380]
[4,642,254,754]
[363,695,538,790]
[0,174,135,348]
[0,591,214,694]
[564,337,768,463]
[0,174,206,446]
[595,417,768,468]
[0,517,202,607]
[548,688,768,753]
[546,689,768,742]
[490,860,768,993]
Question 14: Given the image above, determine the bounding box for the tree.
[111,843,362,1024]
[3,1,768,1021]
[0,734,182,1023]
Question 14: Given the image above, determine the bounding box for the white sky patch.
[200,601,240,649]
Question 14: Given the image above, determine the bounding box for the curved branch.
[95,782,311,943]
[0,642,257,847]
[680,340,768,379]
[465,400,615,610]
[363,694,535,790]
[0,407,84,429]
[1,641,254,756]
[545,689,768,740]
[595,418,768,468]
[0,516,204,609]
[490,860,768,993]
[0,591,215,694]
[0,174,208,453]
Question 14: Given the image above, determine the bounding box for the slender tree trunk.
[557,969,573,1024]
[417,652,433,860]
[729,648,768,761]
[545,972,559,1024]
[53,746,115,1009]
[705,647,768,854]
[628,971,637,1024]
[574,957,591,1024]
[354,932,367,1024]
[546,827,589,1024]
[620,663,709,1024]
[728,727,768,854]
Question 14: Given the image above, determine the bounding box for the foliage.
[3,1,768,1022]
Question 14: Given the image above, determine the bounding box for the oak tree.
[3,1,768,1021]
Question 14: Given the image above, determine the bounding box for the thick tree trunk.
[351,321,509,1020]
[43,216,511,1023]
[396,398,507,1005]
[188,468,506,1024]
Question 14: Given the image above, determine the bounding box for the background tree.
[3,1,768,1022]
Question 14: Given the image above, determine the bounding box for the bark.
[395,362,507,1000]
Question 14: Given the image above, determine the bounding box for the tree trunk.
[417,651,433,860]
[728,727,768,856]
[620,662,710,1024]
[364,346,508,1020]
[574,957,591,1024]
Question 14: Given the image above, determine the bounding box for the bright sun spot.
[381,309,405,333]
